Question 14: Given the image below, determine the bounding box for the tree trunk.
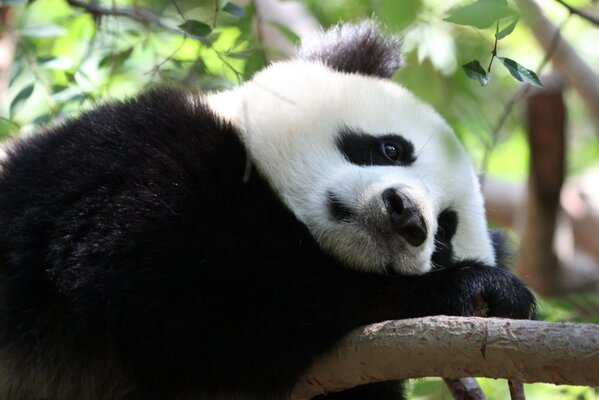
[515,76,565,295]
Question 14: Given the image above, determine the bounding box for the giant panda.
[0,21,534,400]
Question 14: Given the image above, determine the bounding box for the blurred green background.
[1,0,598,398]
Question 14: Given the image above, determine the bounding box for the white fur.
[207,61,494,275]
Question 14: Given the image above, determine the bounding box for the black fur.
[336,128,416,167]
[490,229,515,270]
[431,210,458,270]
[298,21,403,79]
[0,87,535,400]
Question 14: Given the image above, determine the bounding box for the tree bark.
[515,77,565,295]
[443,378,487,400]
[291,316,599,399]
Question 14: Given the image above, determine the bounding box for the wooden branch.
[290,316,599,399]
[514,0,599,131]
[443,378,487,400]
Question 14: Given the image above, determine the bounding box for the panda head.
[208,21,494,275]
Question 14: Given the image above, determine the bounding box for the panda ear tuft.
[297,20,403,79]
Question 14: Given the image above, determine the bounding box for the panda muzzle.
[382,188,428,247]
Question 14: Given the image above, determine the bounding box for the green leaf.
[202,32,222,47]
[225,49,255,60]
[496,16,519,40]
[498,57,543,87]
[38,56,74,70]
[33,113,52,126]
[462,60,490,86]
[222,2,245,17]
[268,21,300,45]
[51,84,68,94]
[20,24,66,38]
[9,84,34,118]
[0,117,20,139]
[65,72,76,85]
[444,0,516,29]
[99,47,134,69]
[125,29,142,38]
[178,20,212,37]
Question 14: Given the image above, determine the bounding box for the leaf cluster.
[445,0,542,88]
[1,0,269,137]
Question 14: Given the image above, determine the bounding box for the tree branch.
[65,0,208,43]
[554,0,599,26]
[291,316,599,399]
[443,378,487,400]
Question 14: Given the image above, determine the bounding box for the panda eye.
[381,142,402,162]
[336,129,416,167]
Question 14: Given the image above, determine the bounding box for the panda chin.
[317,220,434,276]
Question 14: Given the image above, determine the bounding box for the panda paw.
[428,261,536,320]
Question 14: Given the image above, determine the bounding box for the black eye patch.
[336,128,416,167]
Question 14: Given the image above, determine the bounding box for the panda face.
[208,61,494,275]
[206,22,494,275]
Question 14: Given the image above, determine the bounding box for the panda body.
[0,22,534,400]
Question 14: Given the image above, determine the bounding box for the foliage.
[445,0,542,87]
[2,0,265,137]
[3,0,598,179]
[408,377,599,400]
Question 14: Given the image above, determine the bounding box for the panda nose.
[382,188,427,247]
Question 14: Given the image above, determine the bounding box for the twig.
[478,14,570,184]
[145,36,187,76]
[67,0,243,84]
[555,0,599,26]
[65,0,208,43]
[508,380,526,400]
[487,21,499,73]
[15,41,57,115]
[213,0,219,28]
[171,0,185,21]
[443,378,487,400]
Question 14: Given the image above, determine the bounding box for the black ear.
[297,21,402,79]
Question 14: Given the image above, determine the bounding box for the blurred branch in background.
[555,0,599,26]
[65,0,214,42]
[517,0,599,130]
[250,0,319,59]
[0,6,14,98]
